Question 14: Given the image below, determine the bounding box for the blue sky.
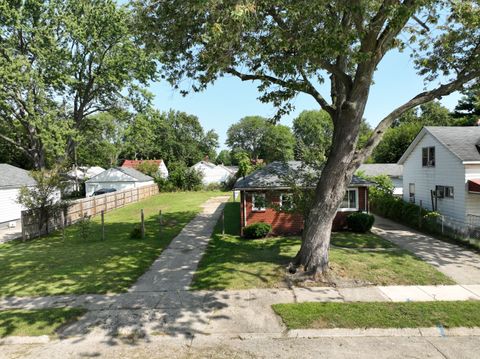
[148,49,462,151]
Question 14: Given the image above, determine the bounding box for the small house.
[121,159,168,178]
[234,161,373,235]
[399,126,480,225]
[0,164,36,228]
[358,163,403,196]
[85,167,154,197]
[191,161,236,185]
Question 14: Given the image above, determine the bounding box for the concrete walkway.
[372,216,480,285]
[130,195,230,292]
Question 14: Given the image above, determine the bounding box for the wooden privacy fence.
[21,184,159,240]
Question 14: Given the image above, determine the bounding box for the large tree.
[0,0,156,169]
[137,1,480,278]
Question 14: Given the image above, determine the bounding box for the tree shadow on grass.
[0,210,198,297]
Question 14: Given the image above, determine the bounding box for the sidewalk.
[372,215,480,285]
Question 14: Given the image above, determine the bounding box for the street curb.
[0,335,50,345]
[287,327,480,338]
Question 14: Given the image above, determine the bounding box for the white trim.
[338,188,359,212]
[243,191,247,227]
[463,161,480,164]
[279,193,293,210]
[252,192,266,212]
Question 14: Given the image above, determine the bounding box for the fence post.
[141,209,145,239]
[158,210,162,237]
[222,210,225,235]
[441,215,444,235]
[61,210,65,241]
[21,211,26,241]
[101,210,105,241]
[419,200,423,229]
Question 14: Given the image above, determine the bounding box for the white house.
[85,167,154,197]
[358,163,403,196]
[398,126,480,225]
[121,160,168,178]
[0,164,36,228]
[191,161,237,185]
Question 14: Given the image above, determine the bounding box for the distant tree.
[215,150,232,165]
[136,161,159,178]
[261,124,295,163]
[293,110,333,164]
[373,102,452,163]
[453,84,480,124]
[226,116,270,160]
[76,112,126,168]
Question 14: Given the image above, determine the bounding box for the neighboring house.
[85,167,154,197]
[0,164,36,227]
[234,161,373,235]
[121,159,169,178]
[191,161,236,185]
[65,166,105,194]
[398,126,480,225]
[358,163,403,196]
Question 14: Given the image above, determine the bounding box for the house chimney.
[204,155,210,162]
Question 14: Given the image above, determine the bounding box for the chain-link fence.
[431,214,480,248]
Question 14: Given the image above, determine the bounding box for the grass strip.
[0,308,86,337]
[272,301,480,329]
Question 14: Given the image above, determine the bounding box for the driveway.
[0,220,22,243]
[372,215,480,285]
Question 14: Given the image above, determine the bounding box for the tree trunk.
[295,102,365,278]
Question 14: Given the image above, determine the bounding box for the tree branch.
[225,67,335,116]
[353,69,480,165]
[0,133,30,156]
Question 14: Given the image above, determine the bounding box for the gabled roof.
[122,159,164,168]
[234,161,373,190]
[86,167,153,183]
[0,164,36,188]
[398,126,480,164]
[358,164,403,178]
[191,161,217,169]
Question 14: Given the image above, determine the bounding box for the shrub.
[346,212,375,233]
[130,225,143,239]
[243,222,272,239]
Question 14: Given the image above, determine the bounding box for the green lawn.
[0,308,86,337]
[191,202,454,290]
[272,301,480,329]
[0,191,225,297]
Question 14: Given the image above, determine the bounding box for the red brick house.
[234,161,373,236]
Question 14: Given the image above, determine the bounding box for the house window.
[445,186,454,198]
[422,146,435,167]
[436,185,454,199]
[339,189,358,211]
[409,183,415,203]
[252,193,266,211]
[280,193,293,210]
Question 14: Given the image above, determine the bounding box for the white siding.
[0,188,24,224]
[192,163,234,185]
[402,133,467,222]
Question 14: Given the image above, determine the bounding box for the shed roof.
[234,161,373,190]
[86,167,153,183]
[358,163,403,178]
[0,164,36,188]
